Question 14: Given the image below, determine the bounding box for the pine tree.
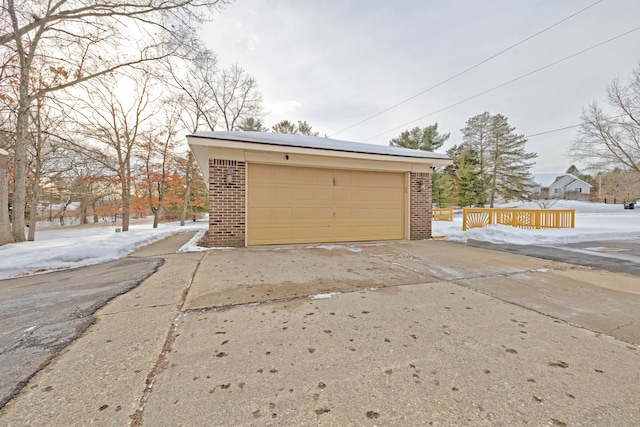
[237,117,268,132]
[431,169,454,207]
[460,113,491,183]
[455,148,485,207]
[462,113,537,207]
[271,120,319,136]
[566,164,593,183]
[389,123,450,151]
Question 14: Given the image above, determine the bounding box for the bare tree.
[212,64,263,131]
[572,64,640,177]
[26,90,76,239]
[1,0,225,242]
[162,46,263,225]
[163,47,221,132]
[139,101,181,228]
[70,70,157,232]
[178,151,197,226]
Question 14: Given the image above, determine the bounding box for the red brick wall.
[410,172,432,240]
[208,159,246,247]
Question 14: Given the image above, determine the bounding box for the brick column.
[209,159,246,247]
[410,172,432,240]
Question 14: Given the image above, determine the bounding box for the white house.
[532,173,592,200]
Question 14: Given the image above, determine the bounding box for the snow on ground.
[434,200,640,245]
[0,201,638,281]
[0,219,207,280]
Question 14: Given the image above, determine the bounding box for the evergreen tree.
[431,169,453,207]
[236,117,268,132]
[271,120,297,134]
[462,113,537,207]
[460,113,491,183]
[271,120,319,136]
[566,164,593,184]
[455,148,485,207]
[443,144,465,180]
[296,120,319,136]
[389,123,449,151]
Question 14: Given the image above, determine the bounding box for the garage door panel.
[316,188,333,201]
[271,167,294,183]
[248,164,405,245]
[294,168,316,183]
[334,208,352,219]
[251,207,271,220]
[294,187,316,201]
[353,173,371,186]
[334,170,354,186]
[316,169,334,183]
[295,207,315,220]
[334,188,353,202]
[271,207,293,220]
[353,208,370,220]
[293,227,315,240]
[315,207,334,219]
[272,186,293,200]
[354,189,371,201]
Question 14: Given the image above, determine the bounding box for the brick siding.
[208,159,246,247]
[410,172,432,240]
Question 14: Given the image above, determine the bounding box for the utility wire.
[362,25,640,142]
[329,0,604,137]
[525,124,582,138]
[525,113,628,138]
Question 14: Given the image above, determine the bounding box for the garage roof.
[190,131,451,160]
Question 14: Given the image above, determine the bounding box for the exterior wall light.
[226,168,233,185]
[417,179,425,192]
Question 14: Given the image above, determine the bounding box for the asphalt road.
[467,239,640,276]
[0,257,163,409]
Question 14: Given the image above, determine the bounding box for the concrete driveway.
[1,237,639,426]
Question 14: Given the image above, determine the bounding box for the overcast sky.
[200,0,640,173]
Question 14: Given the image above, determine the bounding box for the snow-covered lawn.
[0,201,637,280]
[433,200,640,245]
[0,219,207,280]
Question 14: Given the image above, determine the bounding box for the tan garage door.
[247,164,406,245]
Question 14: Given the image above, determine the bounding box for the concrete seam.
[129,252,206,427]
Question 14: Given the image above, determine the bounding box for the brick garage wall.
[410,172,432,240]
[208,159,246,247]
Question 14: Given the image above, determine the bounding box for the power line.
[524,113,628,138]
[329,0,604,137]
[362,25,640,142]
[525,124,581,138]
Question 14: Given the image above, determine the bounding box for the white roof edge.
[189,131,451,161]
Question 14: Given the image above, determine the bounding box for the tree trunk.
[0,149,13,245]
[180,152,194,226]
[153,208,160,229]
[122,190,130,231]
[27,171,39,241]
[13,76,29,242]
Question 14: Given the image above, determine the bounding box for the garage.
[187,131,451,247]
[247,164,405,245]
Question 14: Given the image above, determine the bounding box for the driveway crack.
[129,252,206,427]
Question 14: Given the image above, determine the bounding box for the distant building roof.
[532,173,592,188]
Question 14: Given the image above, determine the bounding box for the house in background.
[531,173,592,201]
